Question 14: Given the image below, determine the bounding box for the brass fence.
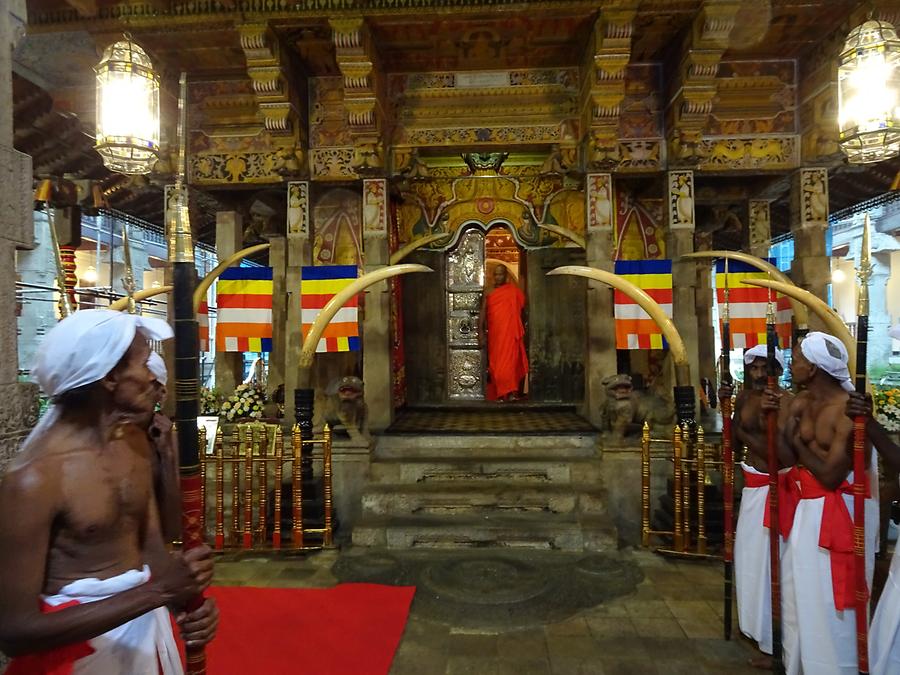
[640,421,730,559]
[198,422,333,551]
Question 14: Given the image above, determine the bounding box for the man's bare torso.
[786,389,868,479]
[11,420,154,595]
[735,387,793,472]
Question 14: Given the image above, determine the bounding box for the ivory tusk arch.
[742,279,855,366]
[682,250,809,330]
[389,233,452,265]
[537,223,586,249]
[298,264,433,387]
[193,243,271,314]
[109,286,173,311]
[547,265,690,386]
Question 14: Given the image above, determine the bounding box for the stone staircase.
[352,433,618,550]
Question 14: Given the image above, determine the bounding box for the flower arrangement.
[200,387,222,416]
[874,386,900,432]
[221,383,266,422]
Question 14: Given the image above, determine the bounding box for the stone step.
[368,457,604,485]
[360,482,608,517]
[351,513,617,552]
[374,433,600,459]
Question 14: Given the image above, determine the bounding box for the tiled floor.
[213,547,761,674]
[387,407,597,434]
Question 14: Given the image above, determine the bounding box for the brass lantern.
[95,35,160,175]
[838,19,900,164]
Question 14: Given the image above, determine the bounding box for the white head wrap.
[33,309,173,398]
[147,351,168,386]
[799,331,854,392]
[890,324,900,341]
[743,344,785,371]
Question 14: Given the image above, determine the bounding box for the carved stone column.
[584,173,617,427]
[362,178,392,431]
[0,0,39,479]
[790,167,830,330]
[694,230,716,396]
[267,235,287,402]
[284,181,311,424]
[667,170,700,404]
[215,211,245,393]
[748,199,772,259]
[870,252,892,371]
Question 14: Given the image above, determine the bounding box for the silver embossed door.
[446,228,485,400]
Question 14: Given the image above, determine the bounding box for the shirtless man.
[0,310,218,673]
[145,351,181,544]
[720,344,793,667]
[765,331,877,675]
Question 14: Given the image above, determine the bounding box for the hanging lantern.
[95,34,160,175]
[838,18,900,164]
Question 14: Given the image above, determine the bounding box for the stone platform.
[352,426,618,551]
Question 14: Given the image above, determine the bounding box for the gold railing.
[641,421,729,559]
[199,422,334,551]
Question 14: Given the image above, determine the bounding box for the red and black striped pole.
[169,72,206,675]
[720,259,734,640]
[766,293,784,675]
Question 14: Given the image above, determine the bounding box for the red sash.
[741,466,801,539]
[796,467,870,611]
[5,600,95,675]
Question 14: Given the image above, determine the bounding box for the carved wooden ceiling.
[14,0,900,244]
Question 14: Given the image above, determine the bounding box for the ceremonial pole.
[169,72,206,674]
[765,290,784,675]
[853,215,873,675]
[719,259,734,640]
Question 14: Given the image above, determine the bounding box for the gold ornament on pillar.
[838,17,900,163]
[94,34,161,175]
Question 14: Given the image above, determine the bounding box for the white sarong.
[871,544,900,675]
[734,463,775,654]
[782,471,878,675]
[40,566,182,675]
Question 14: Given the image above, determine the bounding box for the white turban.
[147,351,168,386]
[33,309,173,398]
[799,331,854,392]
[743,344,785,371]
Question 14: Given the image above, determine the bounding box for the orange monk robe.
[485,283,529,400]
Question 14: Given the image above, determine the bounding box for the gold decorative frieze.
[588,137,663,172]
[310,147,357,181]
[330,17,383,139]
[190,152,283,185]
[695,136,799,171]
[397,124,567,147]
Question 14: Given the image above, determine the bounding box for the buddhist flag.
[715,260,792,349]
[613,260,673,350]
[215,267,273,353]
[198,300,210,352]
[301,265,359,353]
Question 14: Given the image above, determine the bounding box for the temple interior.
[6,0,900,673]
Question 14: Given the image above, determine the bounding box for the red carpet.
[204,584,416,674]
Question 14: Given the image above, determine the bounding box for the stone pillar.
[870,252,892,370]
[362,178,392,431]
[694,230,716,398]
[790,168,830,331]
[748,199,772,260]
[667,170,700,408]
[215,211,245,393]
[584,173,617,427]
[284,181,311,424]
[268,235,287,402]
[0,0,39,478]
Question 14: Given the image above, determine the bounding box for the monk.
[719,344,794,668]
[763,331,878,675]
[0,309,218,673]
[480,264,528,402]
